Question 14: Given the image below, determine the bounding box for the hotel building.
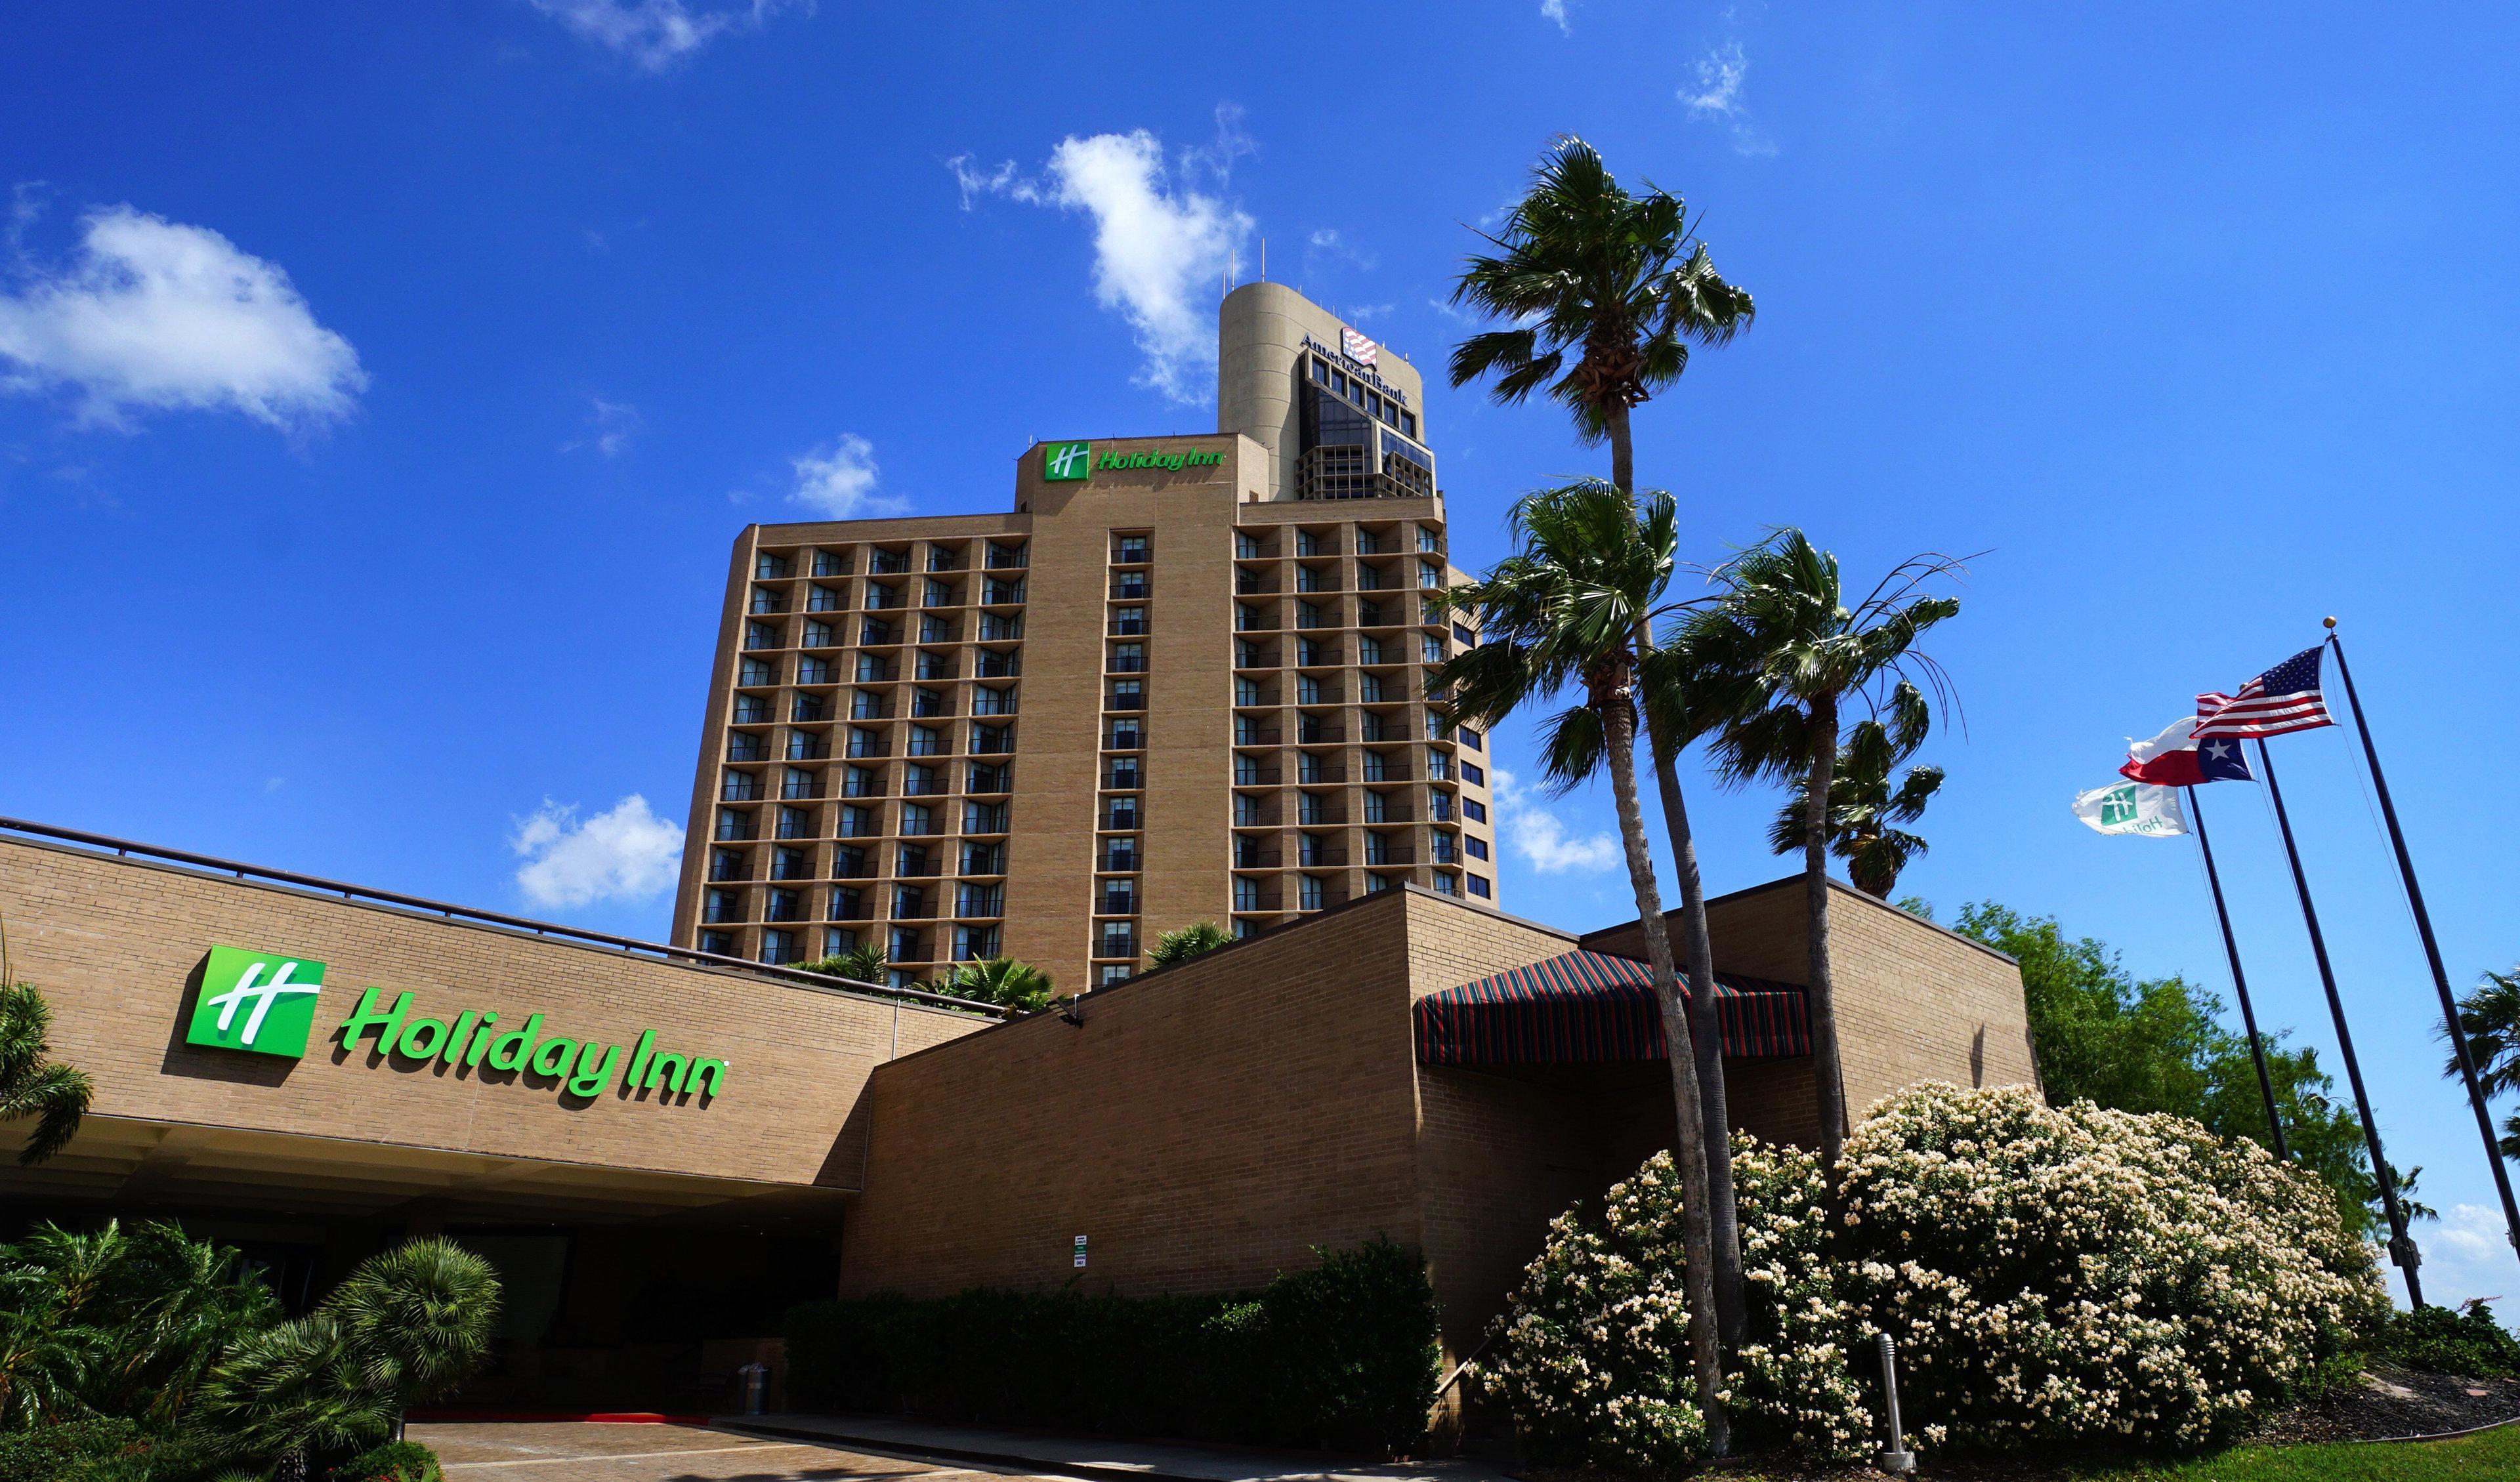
[668,285,1500,992]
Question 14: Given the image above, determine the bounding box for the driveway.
[415,1422,1055,1482]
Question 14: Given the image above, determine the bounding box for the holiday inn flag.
[2074,781,2189,836]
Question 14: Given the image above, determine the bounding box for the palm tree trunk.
[1605,400,1635,495]
[1645,702,1746,1346]
[1597,673,1728,1458]
[1804,692,1847,1195]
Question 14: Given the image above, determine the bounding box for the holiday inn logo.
[186,945,326,1058]
[1043,441,1092,481]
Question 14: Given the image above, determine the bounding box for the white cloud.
[1306,227,1377,272]
[529,0,801,71]
[0,207,364,431]
[1679,41,1777,157]
[790,432,902,518]
[949,115,1254,404]
[1493,768,1622,874]
[1541,0,1572,34]
[562,396,640,457]
[2420,1203,2520,1313]
[512,795,685,909]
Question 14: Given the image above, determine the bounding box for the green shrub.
[2374,1303,2520,1378]
[0,1417,173,1482]
[787,1239,1439,1453]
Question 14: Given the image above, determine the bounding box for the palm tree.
[800,941,890,988]
[1668,529,1963,1194]
[933,957,1055,1014]
[196,1312,391,1479]
[2443,968,2520,1157]
[325,1237,501,1442]
[1765,719,1944,898]
[1146,922,1234,968]
[1449,136,1753,495]
[1,978,93,1166]
[1434,480,1730,1454]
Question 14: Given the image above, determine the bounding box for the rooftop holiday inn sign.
[1042,441,1223,480]
[184,945,728,1102]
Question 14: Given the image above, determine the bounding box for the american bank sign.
[184,944,728,1103]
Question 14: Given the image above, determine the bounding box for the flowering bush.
[1482,1084,2385,1469]
[1841,1084,2387,1451]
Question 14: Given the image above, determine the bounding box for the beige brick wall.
[1,838,980,1189]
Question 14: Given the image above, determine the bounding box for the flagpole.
[2324,623,2520,1260]
[2186,786,2289,1162]
[2257,738,2425,1307]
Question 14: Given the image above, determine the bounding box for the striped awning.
[1415,949,1810,1066]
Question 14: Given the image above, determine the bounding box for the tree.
[1946,900,2376,1233]
[933,958,1055,1014]
[2443,967,2520,1158]
[1450,136,1753,496]
[1,979,93,1168]
[799,942,889,989]
[1765,720,1943,899]
[1668,529,1962,1193]
[1433,480,1729,1454]
[1146,922,1234,968]
[324,1237,500,1441]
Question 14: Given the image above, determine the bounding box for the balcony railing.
[902,778,948,796]
[1108,655,1146,673]
[1108,617,1148,636]
[721,778,764,802]
[728,739,769,762]
[780,781,821,800]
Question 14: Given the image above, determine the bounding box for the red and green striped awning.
[1415,949,1810,1065]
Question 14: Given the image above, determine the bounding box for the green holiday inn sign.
[184,944,728,1101]
[1042,440,1223,480]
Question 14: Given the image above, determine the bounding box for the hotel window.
[901,803,936,835]
[1106,718,1143,750]
[839,805,876,837]
[920,614,954,644]
[1462,760,1484,785]
[1419,561,1444,590]
[956,882,1005,917]
[852,655,888,684]
[765,888,803,923]
[1099,922,1136,958]
[1363,791,1389,824]
[803,621,837,648]
[797,656,835,685]
[1101,880,1137,915]
[923,577,956,607]
[1460,726,1483,751]
[709,848,747,882]
[836,845,870,876]
[1425,709,1449,741]
[1297,638,1330,667]
[908,688,944,718]
[1356,712,1389,743]
[1468,874,1492,899]
[1298,792,1330,825]
[1233,878,1262,912]
[975,686,1017,716]
[1297,601,1326,630]
[756,552,792,579]
[760,929,797,964]
[807,585,843,613]
[822,926,860,959]
[1364,833,1393,867]
[892,884,927,918]
[698,930,736,957]
[1113,534,1150,563]
[786,731,829,762]
[1433,873,1460,897]
[1357,599,1383,627]
[963,800,1009,833]
[986,577,1028,604]
[859,619,895,646]
[1421,634,1443,663]
[1293,833,1324,867]
[908,725,944,757]
[1299,875,1325,911]
[727,731,768,762]
[1236,531,1261,558]
[1110,642,1146,673]
[739,658,775,687]
[978,613,1024,640]
[844,728,881,758]
[842,766,881,798]
[1452,622,1479,648]
[1296,674,1322,705]
[1357,674,1386,703]
[1357,635,1384,665]
[1295,529,1324,556]
[1429,791,1454,822]
[1106,796,1142,829]
[973,723,1013,754]
[703,888,742,924]
[1232,794,1261,827]
[1234,753,1263,785]
[1431,834,1458,865]
[772,846,810,880]
[1467,836,1489,861]
[1112,606,1148,636]
[721,772,763,802]
[713,808,751,842]
[976,649,1019,678]
[1236,639,1265,669]
[1365,873,1395,894]
[782,768,818,800]
[1358,752,1386,783]
[744,621,782,650]
[868,548,908,574]
[1235,603,1265,632]
[1296,566,1326,593]
[953,924,1001,961]
[1426,750,1451,781]
[1464,799,1489,823]
[961,840,1007,874]
[1418,526,1440,554]
[896,844,931,881]
[1107,680,1143,710]
[1099,964,1132,987]
[889,926,923,961]
[1298,752,1326,783]
[1234,676,1260,707]
[829,886,864,920]
[967,762,1011,793]
[811,550,850,577]
[1102,838,1138,871]
[985,541,1027,569]
[734,695,772,724]
[1104,758,1142,791]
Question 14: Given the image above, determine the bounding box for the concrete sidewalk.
[718,1413,1522,1482]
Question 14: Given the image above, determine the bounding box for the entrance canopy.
[1416,949,1809,1066]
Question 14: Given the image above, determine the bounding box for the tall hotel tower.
[670,285,1496,991]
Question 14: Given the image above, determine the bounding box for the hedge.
[786,1238,1440,1453]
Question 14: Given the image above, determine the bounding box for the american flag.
[2194,645,2334,739]
[1340,327,1378,366]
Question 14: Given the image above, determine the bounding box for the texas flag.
[2119,715,2254,787]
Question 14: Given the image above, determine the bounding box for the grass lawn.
[2025,1420,2520,1481]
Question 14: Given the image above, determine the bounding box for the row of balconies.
[753,542,1029,582]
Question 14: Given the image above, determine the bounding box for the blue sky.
[4,3,2516,1306]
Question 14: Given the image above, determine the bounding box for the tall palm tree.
[1765,719,1944,899]
[1449,136,1754,495]
[801,942,890,989]
[2443,968,2520,1157]
[1434,480,1730,1454]
[1668,529,1962,1194]
[1146,922,1234,968]
[1,979,93,1166]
